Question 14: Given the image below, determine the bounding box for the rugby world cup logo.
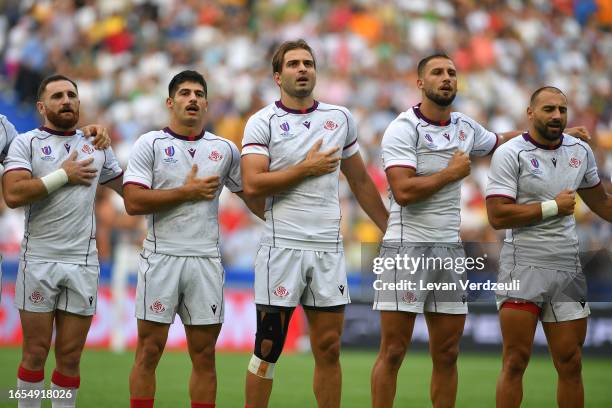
[279,122,293,137]
[165,146,175,157]
[42,146,52,155]
[530,157,543,175]
[424,133,436,148]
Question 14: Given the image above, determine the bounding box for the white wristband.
[541,200,558,219]
[41,169,69,194]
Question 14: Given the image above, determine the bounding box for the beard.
[46,108,79,129]
[534,119,565,141]
[283,81,315,99]
[424,88,456,107]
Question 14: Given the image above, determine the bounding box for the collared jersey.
[382,104,498,243]
[4,127,123,265]
[486,133,600,271]
[123,128,242,257]
[0,114,19,174]
[241,101,360,252]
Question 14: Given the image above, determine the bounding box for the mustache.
[59,107,75,113]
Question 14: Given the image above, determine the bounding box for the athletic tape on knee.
[248,355,275,379]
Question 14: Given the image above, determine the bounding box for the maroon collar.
[522,132,563,150]
[39,126,76,136]
[412,103,451,127]
[163,127,205,141]
[275,100,319,114]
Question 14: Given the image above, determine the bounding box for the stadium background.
[0,0,611,406]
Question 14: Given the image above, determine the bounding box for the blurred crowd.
[0,0,610,274]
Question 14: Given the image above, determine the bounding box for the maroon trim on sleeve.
[485,194,516,201]
[123,181,150,189]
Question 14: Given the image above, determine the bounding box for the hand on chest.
[34,138,102,175]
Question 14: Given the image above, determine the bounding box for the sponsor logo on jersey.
[208,150,223,161]
[303,121,311,129]
[273,286,289,298]
[150,300,166,314]
[443,132,450,141]
[64,143,71,153]
[324,120,338,130]
[551,157,557,167]
[163,146,178,164]
[188,148,196,158]
[458,130,466,141]
[81,144,94,154]
[530,158,543,175]
[29,291,44,304]
[569,157,581,168]
[402,291,416,303]
[211,304,217,315]
[41,145,55,161]
[338,285,345,295]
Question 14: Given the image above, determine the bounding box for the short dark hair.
[272,39,316,74]
[529,86,566,107]
[417,53,452,77]
[168,70,207,98]
[37,75,78,100]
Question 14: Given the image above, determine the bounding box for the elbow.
[394,193,416,207]
[4,195,20,209]
[124,200,143,216]
[487,215,505,230]
[243,183,263,198]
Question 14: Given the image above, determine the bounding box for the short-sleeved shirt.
[0,115,19,173]
[241,100,360,252]
[3,127,123,265]
[382,104,498,243]
[486,133,600,271]
[123,128,242,257]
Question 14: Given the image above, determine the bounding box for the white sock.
[17,378,44,408]
[50,382,78,408]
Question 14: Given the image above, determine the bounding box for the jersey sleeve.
[123,135,153,188]
[466,116,498,157]
[341,109,360,159]
[578,142,601,190]
[3,133,32,173]
[99,147,124,184]
[381,117,417,170]
[241,115,270,157]
[0,116,19,158]
[485,145,518,200]
[224,140,242,192]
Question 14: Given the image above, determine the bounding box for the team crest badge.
[569,157,581,168]
[81,144,94,154]
[324,120,338,130]
[273,286,289,298]
[402,291,416,303]
[458,130,466,141]
[150,300,166,314]
[208,150,223,161]
[29,291,44,304]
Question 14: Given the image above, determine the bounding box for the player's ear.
[416,78,423,90]
[526,105,533,120]
[166,97,174,109]
[36,101,45,116]
[273,72,281,87]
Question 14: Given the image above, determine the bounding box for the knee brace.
[248,307,293,379]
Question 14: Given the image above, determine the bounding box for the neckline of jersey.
[38,126,76,136]
[413,104,452,127]
[522,132,563,150]
[163,127,205,141]
[275,100,319,114]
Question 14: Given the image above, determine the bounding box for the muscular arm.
[102,176,124,197]
[2,170,48,208]
[578,183,612,222]
[386,150,469,206]
[123,184,190,215]
[241,140,339,198]
[341,153,388,232]
[236,191,265,220]
[486,197,543,229]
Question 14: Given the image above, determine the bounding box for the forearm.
[391,168,456,206]
[124,186,189,215]
[487,202,544,229]
[2,178,50,208]
[244,163,309,197]
[349,178,389,232]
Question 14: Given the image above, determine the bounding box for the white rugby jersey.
[382,104,498,243]
[0,115,19,173]
[123,128,242,257]
[486,133,600,271]
[3,127,123,265]
[241,100,360,251]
